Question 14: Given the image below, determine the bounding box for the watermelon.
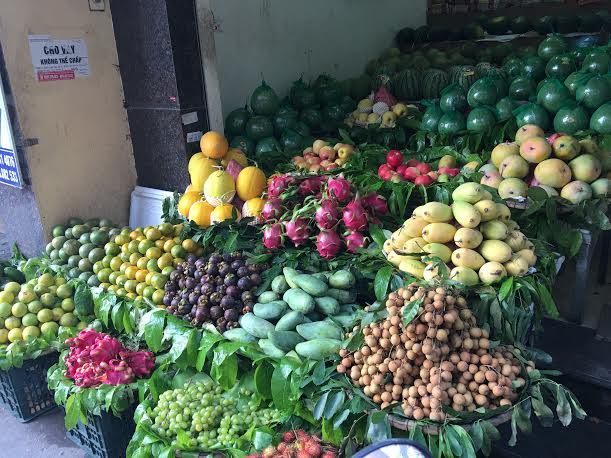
[538,34,568,62]
[299,108,323,130]
[503,58,523,79]
[511,16,531,34]
[392,69,421,100]
[289,78,315,108]
[340,96,357,114]
[513,103,550,130]
[464,23,485,40]
[582,49,610,74]
[440,84,468,113]
[449,66,478,90]
[537,79,571,113]
[396,27,415,50]
[486,16,509,35]
[314,76,343,106]
[475,62,495,78]
[537,77,555,93]
[467,107,497,133]
[545,55,576,81]
[576,75,611,110]
[224,106,250,138]
[554,102,590,134]
[292,121,311,138]
[411,55,431,71]
[414,25,430,44]
[421,104,444,133]
[421,69,449,99]
[522,56,546,80]
[229,136,255,156]
[509,76,536,101]
[250,80,280,116]
[590,102,611,134]
[467,78,499,107]
[438,111,466,135]
[496,97,520,121]
[564,71,590,95]
[255,137,281,156]
[279,129,303,152]
[532,16,555,35]
[323,104,345,124]
[246,116,274,141]
[555,16,579,34]
[579,13,603,32]
[272,110,298,136]
[490,75,508,97]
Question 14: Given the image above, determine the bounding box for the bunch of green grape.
[150,380,281,450]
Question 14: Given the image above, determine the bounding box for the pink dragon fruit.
[315,199,340,229]
[263,223,284,249]
[284,217,311,247]
[342,199,368,232]
[101,360,135,386]
[316,230,342,259]
[298,176,327,197]
[226,159,244,181]
[268,174,295,198]
[373,84,397,107]
[231,195,245,213]
[121,350,155,377]
[344,231,367,253]
[327,176,352,202]
[261,198,283,220]
[362,192,388,215]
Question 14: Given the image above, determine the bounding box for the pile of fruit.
[231,268,357,359]
[0,273,82,344]
[378,150,460,185]
[181,131,268,227]
[149,380,281,450]
[262,174,388,258]
[339,284,531,419]
[163,252,266,332]
[45,217,118,284]
[292,139,355,173]
[65,328,154,387]
[96,224,201,305]
[383,183,537,285]
[344,89,413,129]
[247,430,338,458]
[481,125,609,202]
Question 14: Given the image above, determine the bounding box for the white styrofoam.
[129,186,174,228]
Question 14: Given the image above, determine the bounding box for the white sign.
[0,76,23,188]
[28,35,90,82]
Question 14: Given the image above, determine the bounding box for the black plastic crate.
[0,351,57,422]
[66,405,136,458]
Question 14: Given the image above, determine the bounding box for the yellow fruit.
[210,204,240,224]
[423,263,445,281]
[204,170,236,206]
[125,266,138,280]
[236,166,266,201]
[200,131,228,159]
[188,152,204,175]
[178,191,202,217]
[495,203,511,221]
[479,240,513,263]
[480,220,508,240]
[421,223,456,244]
[420,202,453,223]
[242,198,266,219]
[449,267,479,286]
[451,248,485,270]
[190,157,218,191]
[478,262,507,284]
[402,237,427,256]
[390,228,411,250]
[136,270,148,283]
[504,255,529,276]
[422,243,452,263]
[505,230,527,251]
[452,182,485,203]
[221,148,249,167]
[188,200,215,228]
[398,259,426,278]
[145,227,162,241]
[402,217,429,238]
[163,239,176,253]
[182,239,198,253]
[454,228,483,249]
[452,201,481,228]
[146,247,162,260]
[517,249,537,267]
[8,328,22,342]
[473,200,498,221]
[0,329,8,344]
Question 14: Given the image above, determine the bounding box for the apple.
[306,156,321,166]
[446,168,460,177]
[378,164,393,180]
[320,160,332,168]
[333,143,344,151]
[416,162,431,174]
[325,163,339,171]
[390,173,403,183]
[309,164,321,173]
[397,164,408,176]
[313,139,328,154]
[386,150,404,168]
[437,174,450,183]
[319,146,336,161]
[414,175,434,186]
[337,144,355,160]
[405,159,419,168]
[403,167,421,181]
[427,171,439,181]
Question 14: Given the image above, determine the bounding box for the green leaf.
[498,277,513,301]
[323,391,345,420]
[489,298,503,333]
[469,421,484,452]
[313,391,329,421]
[252,430,273,450]
[211,350,238,389]
[444,426,463,457]
[312,360,326,385]
[508,408,519,446]
[333,408,350,429]
[144,310,166,353]
[271,358,299,411]
[374,265,392,301]
[409,424,427,449]
[531,385,554,427]
[366,410,390,443]
[515,400,532,434]
[195,331,223,371]
[321,417,343,446]
[536,284,559,318]
[64,394,86,430]
[555,384,572,426]
[74,283,94,317]
[402,296,422,326]
[254,360,273,399]
[111,302,125,332]
[566,390,587,420]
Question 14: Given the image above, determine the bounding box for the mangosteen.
[197,295,209,306]
[194,270,203,281]
[170,270,180,281]
[178,278,186,289]
[186,254,197,264]
[176,264,184,273]
[194,285,202,294]
[186,266,196,276]
[237,277,251,290]
[170,298,179,308]
[209,253,222,263]
[185,277,196,289]
[224,308,239,321]
[242,305,253,314]
[231,259,244,270]
[215,277,224,286]
[163,294,172,306]
[189,292,199,305]
[241,291,253,303]
[218,263,231,277]
[195,308,206,322]
[206,264,218,275]
[210,292,223,305]
[195,258,206,269]
[201,283,214,295]
[249,273,261,285]
[210,306,223,320]
[200,306,211,318]
[226,285,240,298]
[220,296,235,310]
[224,273,237,286]
[217,285,227,295]
[223,253,233,262]
[167,305,176,314]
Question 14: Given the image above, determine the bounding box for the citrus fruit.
[41,322,59,336]
[161,266,174,276]
[124,279,138,293]
[151,273,168,290]
[116,275,128,287]
[143,286,155,299]
[173,258,184,267]
[128,240,140,254]
[27,301,43,314]
[145,272,154,285]
[3,282,20,296]
[11,302,28,318]
[0,291,14,303]
[22,313,39,327]
[119,262,129,274]
[52,236,67,250]
[61,298,75,312]
[37,309,53,323]
[152,289,165,305]
[38,273,56,287]
[126,292,137,300]
[138,240,155,255]
[52,308,64,321]
[22,326,40,340]
[108,271,120,285]
[5,316,21,329]
[89,247,105,263]
[135,270,148,283]
[146,259,160,273]
[125,265,138,280]
[121,252,131,262]
[79,243,94,258]
[155,239,165,250]
[77,321,87,330]
[60,313,78,327]
[18,289,36,304]
[157,253,174,269]
[170,245,186,259]
[88,276,101,287]
[146,247,162,260]
[98,268,112,283]
[136,257,149,270]
[188,201,215,227]
[33,284,48,295]
[55,276,66,286]
[158,223,174,236]
[40,293,55,307]
[116,288,127,297]
[136,282,146,296]
[163,239,176,253]
[93,261,103,274]
[102,255,113,268]
[107,284,118,293]
[178,192,202,217]
[52,225,66,237]
[56,284,73,299]
[130,252,142,265]
[105,242,121,256]
[114,234,128,246]
[200,131,228,159]
[0,329,8,343]
[78,258,93,272]
[90,230,109,245]
[8,328,23,342]
[48,285,57,295]
[146,227,162,241]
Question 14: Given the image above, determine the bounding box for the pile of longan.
[337,283,534,421]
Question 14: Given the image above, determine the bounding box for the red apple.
[386,150,404,168]
[405,159,419,168]
[437,166,449,174]
[414,175,434,186]
[303,151,316,160]
[397,164,408,176]
[403,166,420,181]
[416,162,431,174]
[319,146,337,161]
[309,164,321,173]
[325,163,339,171]
[378,164,393,181]
[446,168,460,177]
[306,156,321,166]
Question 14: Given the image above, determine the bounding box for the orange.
[182,239,198,253]
[125,266,138,280]
[177,191,202,217]
[199,131,228,159]
[135,270,148,283]
[163,239,176,253]
[188,201,215,228]
[210,203,240,225]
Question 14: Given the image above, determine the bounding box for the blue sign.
[0,146,21,187]
[0,73,23,188]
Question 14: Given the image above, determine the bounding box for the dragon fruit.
[261,198,283,220]
[100,360,135,386]
[362,192,388,215]
[373,84,397,107]
[327,176,352,202]
[298,175,327,197]
[315,199,340,229]
[344,231,367,253]
[342,199,368,232]
[121,350,155,377]
[263,223,284,249]
[284,217,310,247]
[226,159,244,181]
[316,230,342,259]
[268,174,295,198]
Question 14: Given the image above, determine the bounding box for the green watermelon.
[440,84,468,113]
[509,76,536,101]
[513,103,550,130]
[229,136,255,156]
[538,34,568,61]
[590,102,611,134]
[414,25,430,44]
[438,111,466,135]
[464,23,485,40]
[511,16,531,34]
[449,66,478,90]
[555,16,579,34]
[246,116,274,141]
[421,69,449,99]
[391,69,421,100]
[224,106,250,138]
[314,76,343,106]
[545,55,576,81]
[537,79,571,113]
[576,75,611,110]
[323,104,345,124]
[582,49,610,74]
[496,97,520,121]
[250,80,280,116]
[421,104,444,133]
[503,58,523,79]
[522,56,546,80]
[340,96,357,114]
[537,77,555,93]
[554,102,590,134]
[279,129,303,152]
[300,108,323,130]
[467,106,497,133]
[255,137,281,156]
[486,16,509,35]
[467,78,499,107]
[272,110,298,136]
[292,121,311,138]
[490,75,508,97]
[564,71,590,95]
[396,27,415,50]
[532,16,555,35]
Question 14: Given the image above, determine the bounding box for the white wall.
[200,0,426,124]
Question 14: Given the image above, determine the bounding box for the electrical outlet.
[89,0,105,11]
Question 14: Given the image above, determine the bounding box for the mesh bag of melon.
[338,284,533,421]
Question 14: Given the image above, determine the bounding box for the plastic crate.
[0,351,57,422]
[66,405,136,458]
